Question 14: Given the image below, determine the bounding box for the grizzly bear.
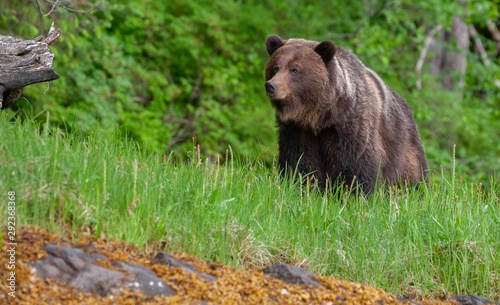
[264,35,428,193]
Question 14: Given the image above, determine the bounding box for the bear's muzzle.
[265,81,278,97]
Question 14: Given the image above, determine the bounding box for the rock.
[35,255,74,282]
[153,252,217,282]
[113,261,176,296]
[32,244,177,297]
[113,261,158,278]
[33,260,65,280]
[396,297,422,304]
[121,272,176,297]
[70,263,125,296]
[262,264,326,288]
[451,295,499,305]
[41,244,106,270]
[187,300,211,305]
[394,295,500,305]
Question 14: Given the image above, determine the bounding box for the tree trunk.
[428,16,470,94]
[0,25,61,110]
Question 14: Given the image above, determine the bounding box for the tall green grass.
[0,112,499,300]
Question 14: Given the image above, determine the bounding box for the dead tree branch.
[486,20,500,56]
[0,24,61,110]
[469,24,491,66]
[415,24,443,90]
[35,0,105,17]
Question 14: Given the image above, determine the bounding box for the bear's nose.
[265,81,278,95]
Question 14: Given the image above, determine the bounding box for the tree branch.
[469,24,491,66]
[415,25,443,90]
[486,20,500,43]
[34,0,105,17]
[486,19,500,56]
[0,25,62,110]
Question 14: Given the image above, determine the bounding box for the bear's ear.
[314,41,336,65]
[266,35,285,56]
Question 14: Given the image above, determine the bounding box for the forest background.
[1,0,499,183]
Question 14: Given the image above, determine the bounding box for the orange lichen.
[1,226,460,305]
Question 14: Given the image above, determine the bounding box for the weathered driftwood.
[0,24,61,110]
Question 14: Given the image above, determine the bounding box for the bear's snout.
[265,81,278,97]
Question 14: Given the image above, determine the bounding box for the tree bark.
[428,16,470,94]
[0,25,61,110]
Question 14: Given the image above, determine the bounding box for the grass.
[1,111,499,301]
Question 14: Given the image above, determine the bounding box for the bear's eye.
[272,66,279,74]
[290,69,298,75]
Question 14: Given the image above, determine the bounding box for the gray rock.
[113,261,158,278]
[122,272,176,297]
[262,264,326,288]
[40,244,106,270]
[396,298,421,304]
[33,261,63,280]
[153,252,199,271]
[187,300,211,305]
[395,295,499,305]
[32,244,177,297]
[451,295,499,305]
[70,263,125,296]
[112,261,176,296]
[153,252,217,282]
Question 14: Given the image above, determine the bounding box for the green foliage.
[0,0,499,181]
[1,114,498,300]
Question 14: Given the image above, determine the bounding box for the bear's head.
[265,35,336,128]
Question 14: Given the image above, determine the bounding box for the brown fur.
[265,35,428,193]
